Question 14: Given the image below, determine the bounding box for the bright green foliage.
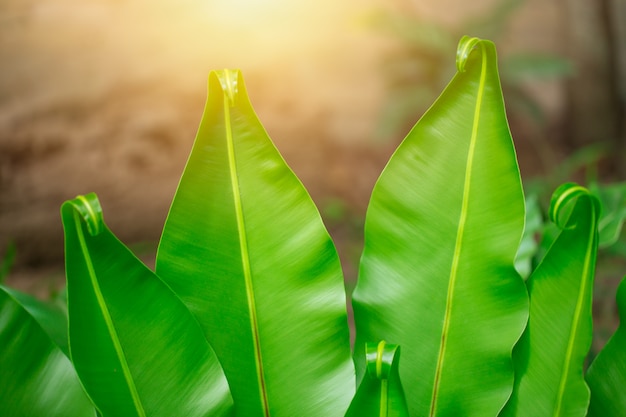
[352,36,528,417]
[0,36,624,417]
[0,286,95,417]
[501,184,599,416]
[586,277,626,416]
[155,70,354,417]
[345,341,409,417]
[61,194,232,417]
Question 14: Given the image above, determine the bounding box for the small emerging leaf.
[345,341,409,417]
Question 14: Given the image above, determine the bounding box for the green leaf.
[345,341,409,417]
[501,183,600,416]
[156,70,354,417]
[61,193,232,417]
[0,285,95,417]
[352,36,528,416]
[586,276,626,416]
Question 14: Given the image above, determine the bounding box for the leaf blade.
[156,70,354,417]
[62,193,232,417]
[0,285,95,417]
[352,36,528,416]
[501,183,599,417]
[345,341,410,417]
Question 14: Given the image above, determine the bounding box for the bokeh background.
[1,0,625,347]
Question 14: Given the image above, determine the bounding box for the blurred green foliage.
[367,0,573,139]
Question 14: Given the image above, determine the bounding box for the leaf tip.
[211,69,242,107]
[62,193,104,236]
[549,183,601,229]
[455,36,498,73]
[365,340,400,380]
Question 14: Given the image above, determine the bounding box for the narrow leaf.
[156,70,354,417]
[586,276,626,416]
[61,193,232,417]
[501,183,599,416]
[0,285,95,417]
[345,341,409,417]
[352,36,528,416]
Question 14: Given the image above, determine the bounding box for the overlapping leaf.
[352,36,528,416]
[61,194,232,417]
[0,286,95,417]
[586,276,626,416]
[501,184,599,416]
[345,341,409,417]
[156,70,354,416]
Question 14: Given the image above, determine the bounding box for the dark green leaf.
[61,193,232,417]
[352,37,528,416]
[0,285,95,417]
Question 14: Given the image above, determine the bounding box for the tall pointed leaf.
[501,183,599,416]
[156,70,354,416]
[61,193,232,417]
[345,341,409,417]
[352,36,528,416]
[586,276,626,416]
[0,285,95,417]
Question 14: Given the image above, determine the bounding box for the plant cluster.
[1,37,624,416]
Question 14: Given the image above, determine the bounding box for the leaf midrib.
[222,72,270,417]
[553,200,596,416]
[72,204,146,417]
[429,43,488,417]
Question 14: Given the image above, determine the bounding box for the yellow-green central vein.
[430,44,487,417]
[377,341,388,417]
[554,203,596,416]
[73,210,146,417]
[222,76,270,417]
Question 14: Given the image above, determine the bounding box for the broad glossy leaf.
[345,341,409,417]
[501,183,599,416]
[352,36,528,416]
[0,285,95,417]
[586,276,626,416]
[156,70,354,417]
[61,194,232,417]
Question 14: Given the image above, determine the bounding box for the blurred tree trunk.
[563,0,625,177]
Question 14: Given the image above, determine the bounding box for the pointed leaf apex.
[62,193,104,236]
[212,69,241,107]
[365,341,400,380]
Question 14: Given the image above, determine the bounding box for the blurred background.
[1,0,625,347]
